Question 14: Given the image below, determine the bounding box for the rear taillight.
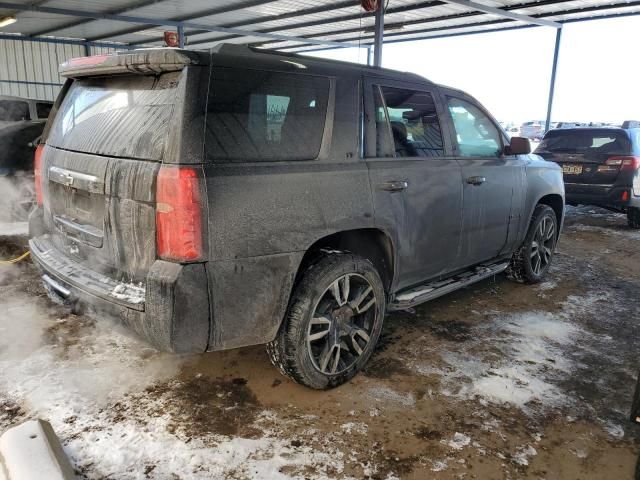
[34,144,44,205]
[156,166,204,262]
[604,156,640,171]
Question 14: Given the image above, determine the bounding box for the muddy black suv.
[29,45,564,389]
[535,123,640,228]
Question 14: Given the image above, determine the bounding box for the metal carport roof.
[0,0,638,52]
[0,0,638,126]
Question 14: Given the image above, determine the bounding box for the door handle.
[466,176,486,186]
[379,180,409,192]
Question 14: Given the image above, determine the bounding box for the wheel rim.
[530,214,556,275]
[307,273,378,375]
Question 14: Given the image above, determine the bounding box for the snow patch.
[431,459,448,472]
[0,296,348,479]
[0,222,28,237]
[604,423,624,439]
[445,432,470,451]
[569,224,640,240]
[110,282,145,305]
[512,445,537,466]
[368,386,415,407]
[418,294,598,411]
[340,422,368,435]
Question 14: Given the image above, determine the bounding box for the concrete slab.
[0,420,74,480]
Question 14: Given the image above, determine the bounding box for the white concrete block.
[0,420,74,480]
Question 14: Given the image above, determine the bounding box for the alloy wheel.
[530,214,556,275]
[307,274,378,375]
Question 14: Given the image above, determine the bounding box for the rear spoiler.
[59,49,202,78]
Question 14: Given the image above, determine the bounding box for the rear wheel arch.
[294,229,395,294]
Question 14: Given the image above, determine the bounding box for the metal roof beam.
[28,0,160,37]
[440,0,560,28]
[184,1,445,48]
[249,0,567,49]
[286,4,640,54]
[126,0,365,46]
[262,0,637,51]
[86,0,280,42]
[0,33,132,49]
[0,2,360,49]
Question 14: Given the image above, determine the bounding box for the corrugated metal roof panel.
[0,0,638,53]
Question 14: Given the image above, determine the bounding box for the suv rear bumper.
[565,183,640,209]
[29,234,210,354]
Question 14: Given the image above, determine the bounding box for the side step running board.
[388,261,509,311]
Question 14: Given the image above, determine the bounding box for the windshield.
[47,73,179,161]
[536,130,631,155]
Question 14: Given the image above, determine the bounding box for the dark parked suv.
[29,45,564,389]
[535,123,640,228]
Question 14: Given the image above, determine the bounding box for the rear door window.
[447,97,502,157]
[205,68,330,162]
[0,100,29,121]
[537,130,631,155]
[47,73,179,161]
[379,86,444,158]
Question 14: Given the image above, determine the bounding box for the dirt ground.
[0,205,639,479]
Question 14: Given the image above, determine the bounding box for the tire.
[628,207,640,229]
[267,252,386,390]
[507,204,558,284]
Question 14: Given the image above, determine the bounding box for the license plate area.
[49,182,105,246]
[563,164,583,175]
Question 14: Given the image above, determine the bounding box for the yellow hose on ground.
[0,250,30,265]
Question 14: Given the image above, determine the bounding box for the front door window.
[448,98,502,157]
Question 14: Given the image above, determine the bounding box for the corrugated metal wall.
[0,38,120,102]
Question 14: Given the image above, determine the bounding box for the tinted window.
[536,130,631,155]
[205,68,329,162]
[36,102,52,119]
[0,100,29,121]
[48,73,179,161]
[448,98,502,157]
[378,87,444,158]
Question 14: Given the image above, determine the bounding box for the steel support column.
[545,26,562,132]
[177,24,185,48]
[373,1,384,67]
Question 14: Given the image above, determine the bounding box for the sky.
[305,16,640,125]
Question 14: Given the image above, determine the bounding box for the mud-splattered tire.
[267,252,386,390]
[628,207,640,229]
[506,204,558,284]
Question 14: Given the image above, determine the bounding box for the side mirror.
[505,136,531,155]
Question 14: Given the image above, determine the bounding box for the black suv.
[535,123,640,228]
[29,45,564,389]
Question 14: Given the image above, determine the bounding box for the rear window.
[0,100,29,121]
[205,68,329,162]
[36,102,52,119]
[47,73,179,161]
[537,130,631,155]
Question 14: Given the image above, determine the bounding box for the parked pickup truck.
[29,45,565,389]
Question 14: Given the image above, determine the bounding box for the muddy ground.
[0,205,638,479]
